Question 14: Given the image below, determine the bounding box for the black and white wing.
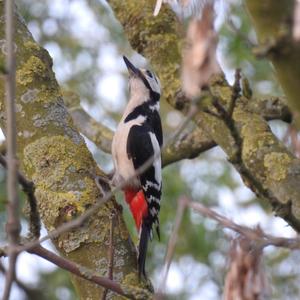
[127,124,162,276]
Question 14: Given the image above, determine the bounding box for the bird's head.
[123,56,161,101]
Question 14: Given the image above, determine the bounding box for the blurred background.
[0,0,299,299]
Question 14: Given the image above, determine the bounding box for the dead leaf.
[224,235,270,300]
[293,0,300,41]
[182,3,220,98]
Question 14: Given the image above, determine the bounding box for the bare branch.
[27,245,130,299]
[162,126,216,167]
[2,1,20,299]
[0,154,41,239]
[188,201,300,249]
[157,197,188,297]
[0,261,45,300]
[63,91,113,154]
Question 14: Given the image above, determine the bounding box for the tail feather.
[156,222,161,241]
[138,221,151,278]
[124,189,160,277]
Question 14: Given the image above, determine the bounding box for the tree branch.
[27,245,130,299]
[109,0,300,232]
[0,261,45,300]
[63,91,113,154]
[2,1,21,299]
[157,197,188,297]
[188,200,300,249]
[0,154,41,239]
[0,4,150,298]
[245,0,300,127]
[64,89,291,168]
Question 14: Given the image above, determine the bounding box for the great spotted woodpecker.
[112,56,163,277]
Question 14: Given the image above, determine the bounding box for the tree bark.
[245,0,300,127]
[109,0,300,232]
[0,4,152,299]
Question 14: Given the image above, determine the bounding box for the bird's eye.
[146,70,153,78]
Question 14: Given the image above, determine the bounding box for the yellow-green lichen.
[23,135,95,182]
[24,40,41,52]
[236,110,275,160]
[109,0,181,103]
[121,273,153,300]
[34,189,80,230]
[22,135,101,229]
[16,56,47,86]
[264,152,292,181]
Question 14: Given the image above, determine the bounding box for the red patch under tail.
[124,189,148,230]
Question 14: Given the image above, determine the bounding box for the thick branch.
[245,0,300,126]
[63,89,291,168]
[162,127,215,167]
[192,75,300,231]
[0,4,151,299]
[109,0,300,232]
[28,245,130,299]
[63,91,113,154]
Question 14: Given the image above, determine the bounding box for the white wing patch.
[149,132,162,186]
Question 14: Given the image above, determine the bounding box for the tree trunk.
[0,4,152,299]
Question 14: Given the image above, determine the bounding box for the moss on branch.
[108,0,181,102]
[0,5,150,299]
[109,0,300,232]
[245,0,300,127]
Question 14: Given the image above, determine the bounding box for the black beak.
[123,56,140,77]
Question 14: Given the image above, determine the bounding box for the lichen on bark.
[110,0,300,232]
[0,4,151,299]
[245,0,300,127]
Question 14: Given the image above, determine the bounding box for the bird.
[111,56,163,278]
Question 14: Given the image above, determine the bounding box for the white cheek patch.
[147,76,161,95]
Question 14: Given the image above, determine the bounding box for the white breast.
[111,115,146,188]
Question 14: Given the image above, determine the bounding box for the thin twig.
[228,69,241,116]
[156,197,188,298]
[0,261,44,300]
[0,154,41,239]
[26,245,129,298]
[102,213,116,300]
[205,91,286,223]
[188,201,300,249]
[2,1,21,299]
